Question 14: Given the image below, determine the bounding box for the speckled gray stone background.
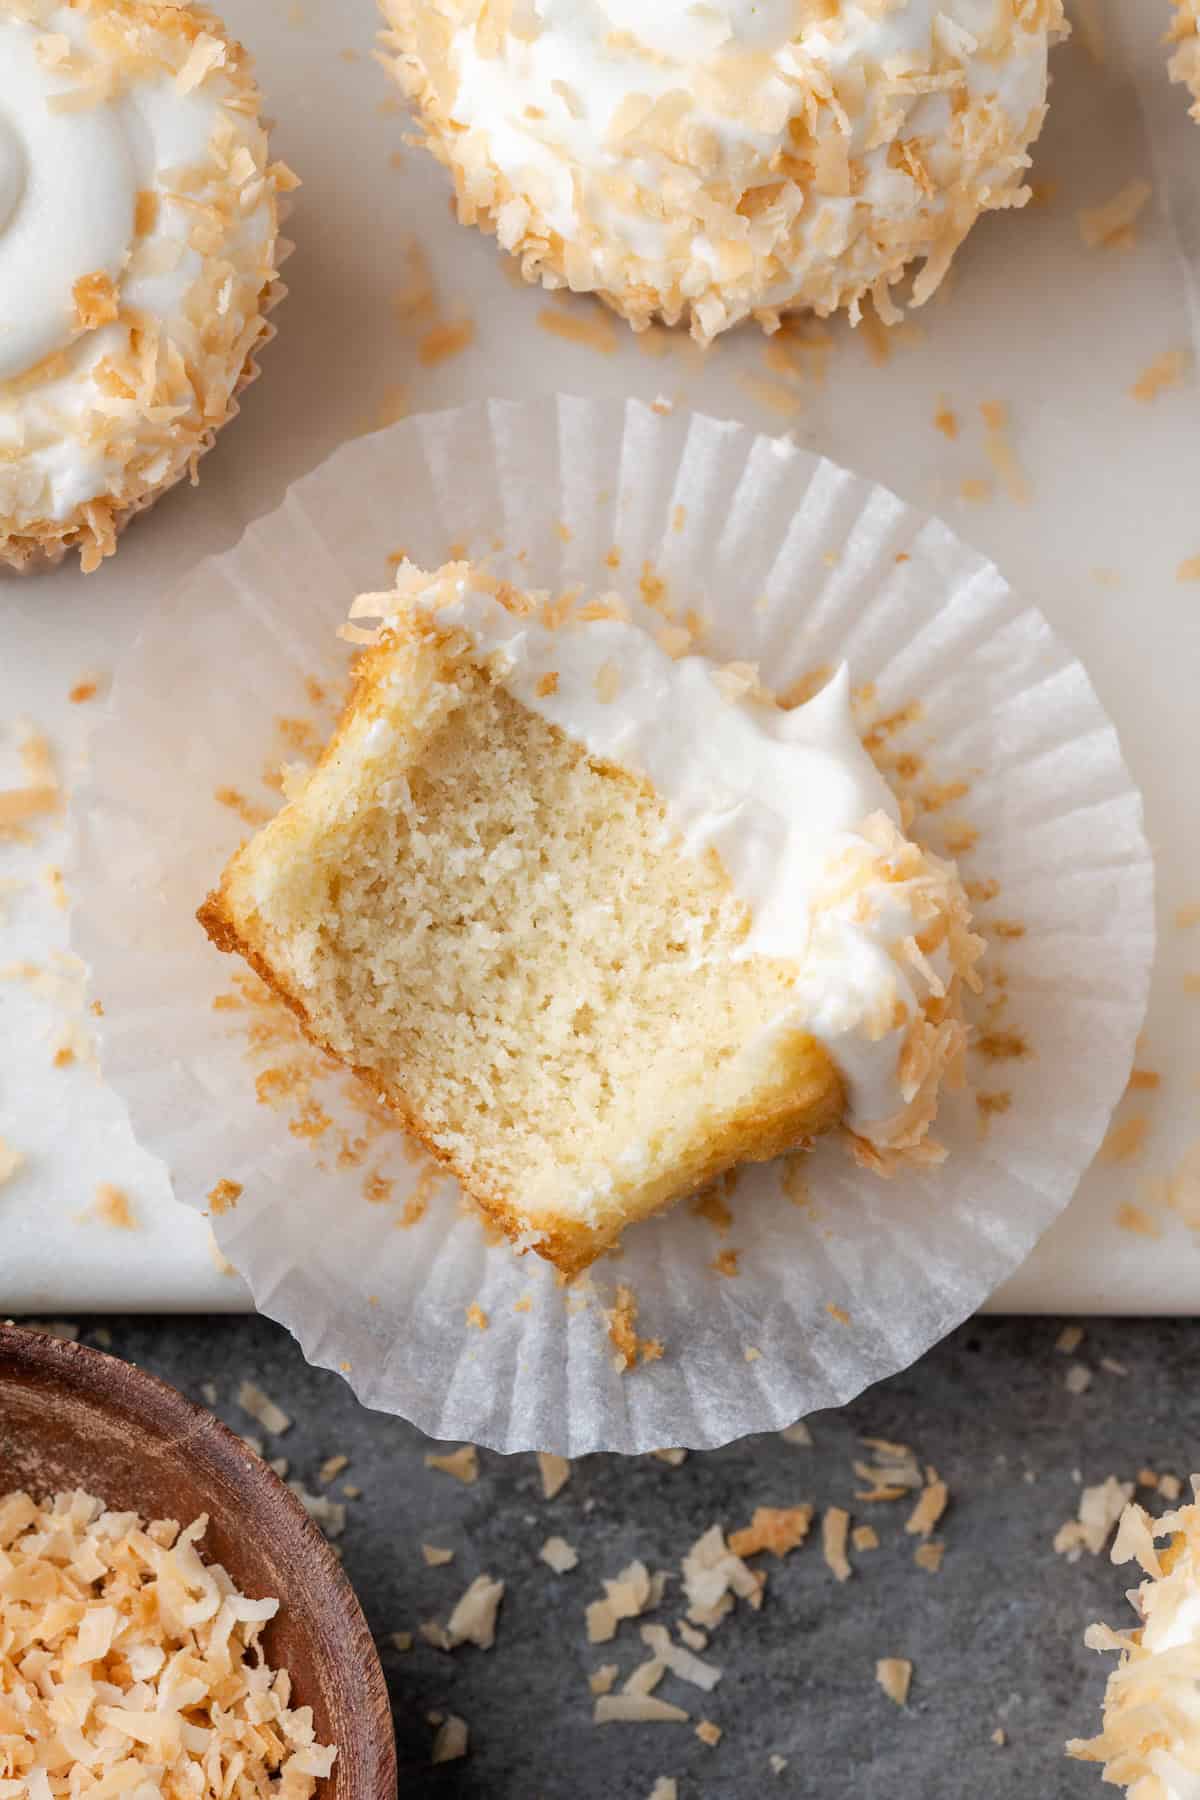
[24,1314,1199,1799]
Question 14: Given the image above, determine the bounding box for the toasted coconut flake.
[594,1695,689,1725]
[683,1526,761,1628]
[914,1541,945,1573]
[538,1451,571,1498]
[876,1658,913,1706]
[647,1781,678,1800]
[1054,1476,1134,1562]
[426,1444,480,1483]
[641,1623,722,1692]
[822,1508,852,1582]
[0,1137,24,1185]
[432,1713,469,1762]
[853,1525,880,1552]
[589,1663,619,1695]
[445,1574,505,1648]
[729,1506,813,1560]
[541,1535,579,1573]
[422,1543,455,1566]
[780,1421,813,1447]
[652,1448,689,1467]
[235,1379,291,1436]
[318,1454,349,1484]
[623,1658,666,1697]
[905,1480,948,1539]
[1055,1324,1084,1355]
[1065,1363,1093,1396]
[696,1719,723,1746]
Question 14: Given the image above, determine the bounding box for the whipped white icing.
[0,6,278,530]
[385,0,1059,336]
[1073,1498,1200,1800]
[354,566,968,1145]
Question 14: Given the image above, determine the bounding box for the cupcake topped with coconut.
[0,0,294,574]
[380,0,1065,342]
[1069,1483,1200,1797]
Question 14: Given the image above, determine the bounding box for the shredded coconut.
[0,1489,336,1795]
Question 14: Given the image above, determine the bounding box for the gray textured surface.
[23,1313,1197,1798]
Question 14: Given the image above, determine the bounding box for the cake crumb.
[389,1631,413,1652]
[426,1445,479,1485]
[780,1421,813,1447]
[914,1541,945,1573]
[876,1659,912,1706]
[652,1448,688,1468]
[852,1525,880,1552]
[991,1727,1007,1748]
[605,1286,664,1371]
[318,1454,349,1485]
[1065,1363,1093,1395]
[68,676,104,704]
[695,1720,722,1747]
[465,1303,489,1330]
[422,1545,455,1567]
[826,1303,851,1325]
[0,1138,24,1185]
[711,1249,741,1278]
[1178,557,1200,583]
[207,1178,242,1215]
[589,1665,619,1695]
[769,1753,788,1774]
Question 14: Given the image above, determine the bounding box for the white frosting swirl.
[354,566,975,1146]
[0,5,282,546]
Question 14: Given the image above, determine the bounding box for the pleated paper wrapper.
[73,397,1154,1455]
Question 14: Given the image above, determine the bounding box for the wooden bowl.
[0,1323,395,1798]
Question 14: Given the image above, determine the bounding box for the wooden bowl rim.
[0,1323,397,1798]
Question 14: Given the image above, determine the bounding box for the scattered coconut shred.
[0,1488,335,1796]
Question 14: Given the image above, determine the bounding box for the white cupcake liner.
[72,397,1154,1454]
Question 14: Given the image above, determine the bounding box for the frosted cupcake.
[1069,1485,1200,1795]
[199,561,983,1275]
[378,0,1065,343]
[0,1,294,574]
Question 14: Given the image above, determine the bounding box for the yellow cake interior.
[200,614,846,1273]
